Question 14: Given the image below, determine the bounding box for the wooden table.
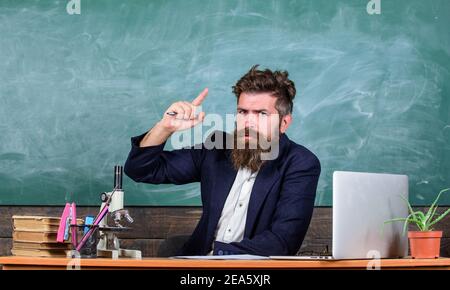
[0,256,450,270]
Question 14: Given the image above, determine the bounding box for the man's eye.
[260,111,268,116]
[238,110,245,114]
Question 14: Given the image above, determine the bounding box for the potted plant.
[385,188,450,259]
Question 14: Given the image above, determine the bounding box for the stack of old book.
[11,215,75,257]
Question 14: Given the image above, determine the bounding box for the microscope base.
[97,248,142,259]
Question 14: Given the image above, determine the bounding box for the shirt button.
[228,229,231,232]
[239,203,243,207]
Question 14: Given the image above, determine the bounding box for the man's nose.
[244,113,258,128]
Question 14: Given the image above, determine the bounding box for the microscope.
[96,165,142,259]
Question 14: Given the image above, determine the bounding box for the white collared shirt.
[213,167,259,245]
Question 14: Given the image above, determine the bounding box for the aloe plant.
[384,188,450,235]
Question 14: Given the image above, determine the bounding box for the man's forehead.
[238,92,277,110]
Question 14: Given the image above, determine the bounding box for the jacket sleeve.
[124,132,204,185]
[213,154,321,256]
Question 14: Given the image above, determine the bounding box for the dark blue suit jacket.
[124,131,320,256]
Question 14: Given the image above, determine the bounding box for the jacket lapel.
[205,133,290,247]
[205,151,238,247]
[243,160,280,237]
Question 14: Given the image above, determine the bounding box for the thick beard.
[230,128,271,173]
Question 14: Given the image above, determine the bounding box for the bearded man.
[124,65,321,256]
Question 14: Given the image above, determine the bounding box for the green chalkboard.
[0,0,449,206]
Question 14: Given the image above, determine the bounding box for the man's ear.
[280,114,292,134]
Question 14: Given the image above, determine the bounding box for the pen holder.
[70,224,100,258]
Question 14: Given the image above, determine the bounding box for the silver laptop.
[271,171,409,260]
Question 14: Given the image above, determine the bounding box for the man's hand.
[159,88,208,132]
[139,88,208,147]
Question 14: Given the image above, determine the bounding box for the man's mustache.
[236,128,263,138]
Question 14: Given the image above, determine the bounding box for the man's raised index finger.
[191,88,208,106]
